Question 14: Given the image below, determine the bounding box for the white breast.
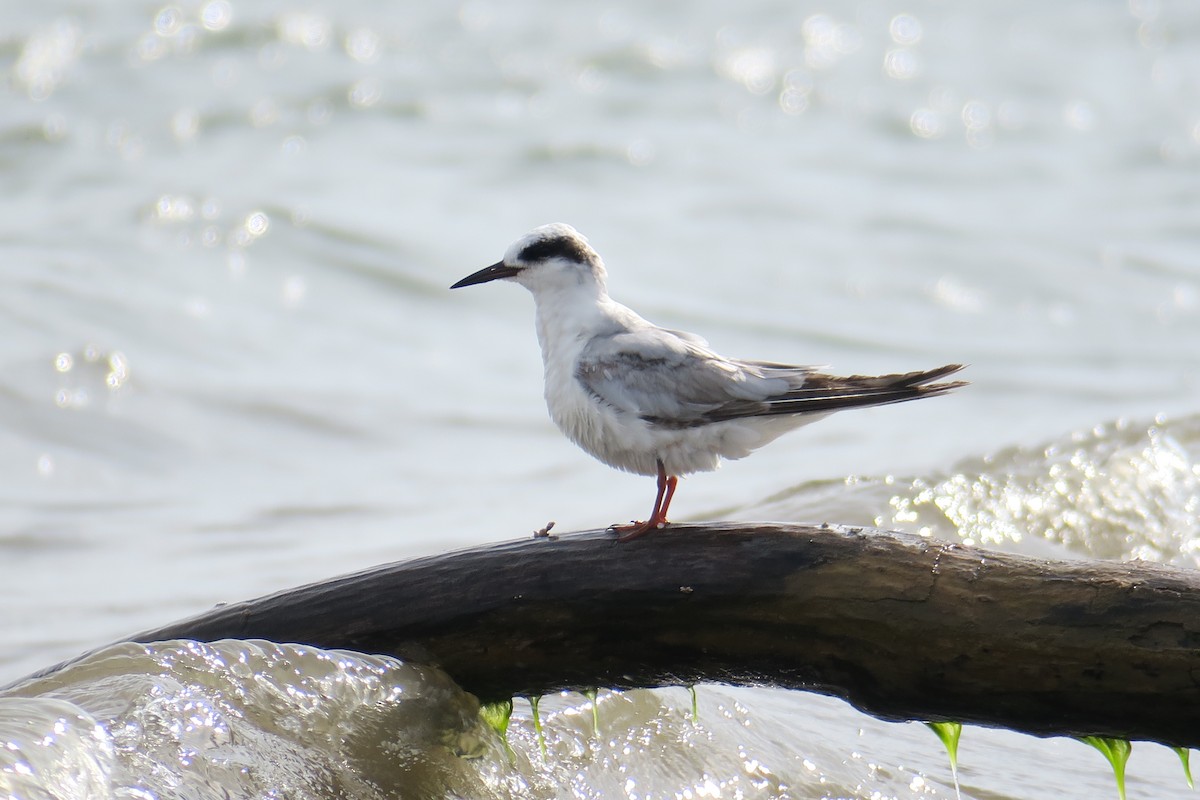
[530,292,658,475]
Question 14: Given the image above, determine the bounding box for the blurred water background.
[2,0,1199,797]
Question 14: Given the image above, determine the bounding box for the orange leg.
[611,460,679,542]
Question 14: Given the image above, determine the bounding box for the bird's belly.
[548,388,664,476]
[548,386,819,477]
[651,417,812,476]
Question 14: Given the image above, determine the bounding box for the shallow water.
[2,0,1199,797]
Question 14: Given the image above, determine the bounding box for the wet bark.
[31,524,1200,747]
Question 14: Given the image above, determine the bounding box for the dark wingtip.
[910,364,968,395]
[909,363,967,385]
[917,379,969,396]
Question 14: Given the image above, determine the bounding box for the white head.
[451,223,608,295]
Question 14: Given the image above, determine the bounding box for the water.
[2,0,1199,797]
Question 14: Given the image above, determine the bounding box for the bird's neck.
[531,283,621,365]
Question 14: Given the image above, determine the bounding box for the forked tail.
[734,363,968,419]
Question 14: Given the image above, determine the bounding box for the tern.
[451,223,966,542]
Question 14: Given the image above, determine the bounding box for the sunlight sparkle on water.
[241,211,270,240]
[345,28,381,63]
[961,100,990,131]
[801,14,861,71]
[889,14,923,46]
[14,18,83,100]
[281,134,306,156]
[155,194,195,222]
[716,45,778,95]
[880,418,1200,563]
[884,49,919,81]
[349,78,383,109]
[200,0,231,32]
[105,352,130,389]
[909,108,944,139]
[154,7,184,37]
[278,12,332,50]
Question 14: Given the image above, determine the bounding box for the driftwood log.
[19,523,1200,748]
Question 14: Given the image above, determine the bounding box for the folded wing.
[576,329,965,430]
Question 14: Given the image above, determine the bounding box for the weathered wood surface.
[20,523,1200,747]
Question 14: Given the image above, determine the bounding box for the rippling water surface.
[2,0,1199,797]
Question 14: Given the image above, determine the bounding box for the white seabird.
[452,223,965,541]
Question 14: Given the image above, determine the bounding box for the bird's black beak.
[450,261,520,289]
